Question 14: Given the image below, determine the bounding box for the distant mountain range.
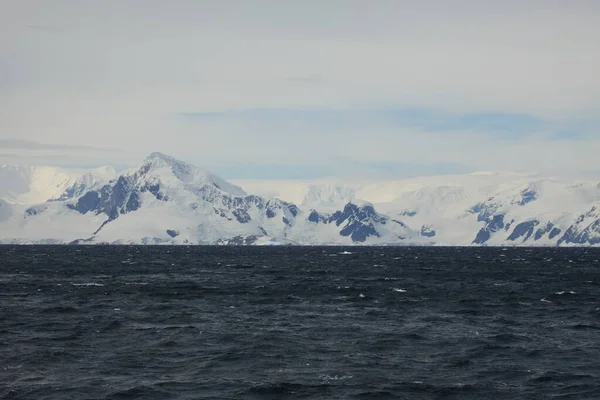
[1,152,599,246]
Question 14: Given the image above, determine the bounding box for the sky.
[1,0,600,179]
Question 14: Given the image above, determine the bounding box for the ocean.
[1,246,600,399]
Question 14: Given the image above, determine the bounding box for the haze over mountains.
[1,152,599,246]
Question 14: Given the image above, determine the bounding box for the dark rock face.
[549,227,562,239]
[217,235,259,245]
[308,210,326,223]
[559,225,580,245]
[557,209,599,246]
[166,229,179,238]
[332,203,384,242]
[287,204,299,217]
[147,184,168,201]
[400,210,417,217]
[214,208,231,220]
[68,238,94,245]
[233,209,251,224]
[519,188,538,206]
[472,214,505,244]
[558,216,600,246]
[489,214,505,231]
[340,222,379,242]
[473,229,491,245]
[392,220,408,228]
[507,220,539,241]
[24,206,47,217]
[213,196,298,228]
[420,225,436,237]
[469,201,498,222]
[329,203,387,226]
[504,219,515,232]
[534,222,554,241]
[51,182,92,202]
[70,191,101,215]
[69,176,160,221]
[126,192,142,212]
[306,203,391,242]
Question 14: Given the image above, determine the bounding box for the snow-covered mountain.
[0,164,116,204]
[1,153,600,246]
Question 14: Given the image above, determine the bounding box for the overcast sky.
[2,0,600,179]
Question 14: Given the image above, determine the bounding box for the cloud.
[25,24,61,33]
[0,139,118,151]
[1,0,599,177]
[182,108,552,137]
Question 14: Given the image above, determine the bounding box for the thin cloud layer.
[1,1,599,176]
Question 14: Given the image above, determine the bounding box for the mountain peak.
[139,152,246,197]
[146,152,186,165]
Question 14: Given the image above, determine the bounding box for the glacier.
[1,153,600,246]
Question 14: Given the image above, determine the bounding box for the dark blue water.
[1,246,600,399]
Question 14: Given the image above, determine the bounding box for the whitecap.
[540,298,552,303]
[72,283,104,287]
[339,251,353,255]
[393,288,407,293]
[359,293,365,298]
[320,374,353,381]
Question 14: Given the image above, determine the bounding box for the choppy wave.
[1,245,600,399]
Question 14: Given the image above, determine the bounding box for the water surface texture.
[2,246,600,399]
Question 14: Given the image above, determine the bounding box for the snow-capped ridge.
[0,164,115,204]
[2,155,600,246]
[146,152,181,163]
[349,199,375,208]
[137,152,246,197]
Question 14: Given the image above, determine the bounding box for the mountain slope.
[0,164,115,204]
[47,153,305,244]
[1,154,600,246]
